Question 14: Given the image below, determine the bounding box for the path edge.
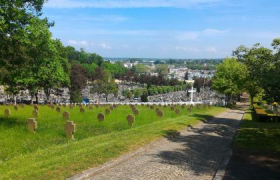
[212,108,246,180]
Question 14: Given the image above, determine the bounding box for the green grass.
[0,104,226,179]
[234,109,280,152]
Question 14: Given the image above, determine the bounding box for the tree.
[70,64,87,103]
[233,41,280,103]
[0,1,45,102]
[90,69,118,101]
[212,58,247,106]
[155,64,168,75]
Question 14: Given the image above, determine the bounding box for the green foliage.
[233,39,280,102]
[101,62,127,78]
[90,70,118,100]
[212,58,247,105]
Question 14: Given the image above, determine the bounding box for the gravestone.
[33,105,39,110]
[126,114,135,126]
[64,120,76,139]
[63,111,70,120]
[56,107,60,112]
[150,105,154,110]
[14,105,18,111]
[175,109,181,115]
[97,113,105,122]
[32,109,39,117]
[109,106,114,111]
[133,109,140,116]
[4,109,10,117]
[188,107,192,112]
[156,110,164,118]
[105,108,110,115]
[170,106,175,111]
[27,118,37,133]
[80,107,85,113]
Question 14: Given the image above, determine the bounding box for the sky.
[43,0,280,59]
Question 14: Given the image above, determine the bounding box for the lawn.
[0,104,225,179]
[234,109,280,152]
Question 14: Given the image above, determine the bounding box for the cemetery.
[0,103,225,179]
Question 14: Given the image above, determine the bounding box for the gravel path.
[71,108,244,180]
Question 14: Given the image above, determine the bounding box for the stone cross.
[4,109,10,117]
[27,118,37,133]
[63,111,70,120]
[126,114,135,126]
[64,120,76,139]
[32,109,39,117]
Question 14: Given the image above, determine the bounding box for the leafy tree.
[212,58,247,106]
[70,64,87,103]
[155,64,168,75]
[90,69,118,101]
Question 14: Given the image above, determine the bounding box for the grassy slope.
[234,109,280,152]
[0,105,225,179]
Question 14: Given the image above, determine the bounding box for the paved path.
[71,108,245,180]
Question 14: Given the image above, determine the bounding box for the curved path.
[71,106,245,180]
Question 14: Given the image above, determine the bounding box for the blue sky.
[43,0,280,58]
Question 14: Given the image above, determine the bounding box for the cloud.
[99,43,112,49]
[176,32,199,41]
[67,40,112,50]
[175,46,199,52]
[68,40,89,46]
[45,0,223,9]
[203,28,228,35]
[205,47,217,53]
[176,28,228,41]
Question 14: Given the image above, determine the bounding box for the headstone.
[109,106,114,111]
[105,108,110,115]
[80,107,85,113]
[56,106,60,112]
[33,105,39,110]
[170,106,175,111]
[175,109,180,115]
[150,105,154,110]
[63,111,70,120]
[14,105,18,111]
[188,107,192,113]
[133,109,140,116]
[156,110,164,118]
[27,118,37,133]
[4,109,10,117]
[97,113,105,122]
[126,114,135,126]
[32,109,39,117]
[64,120,76,139]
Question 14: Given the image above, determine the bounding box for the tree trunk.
[250,96,254,109]
[35,92,38,104]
